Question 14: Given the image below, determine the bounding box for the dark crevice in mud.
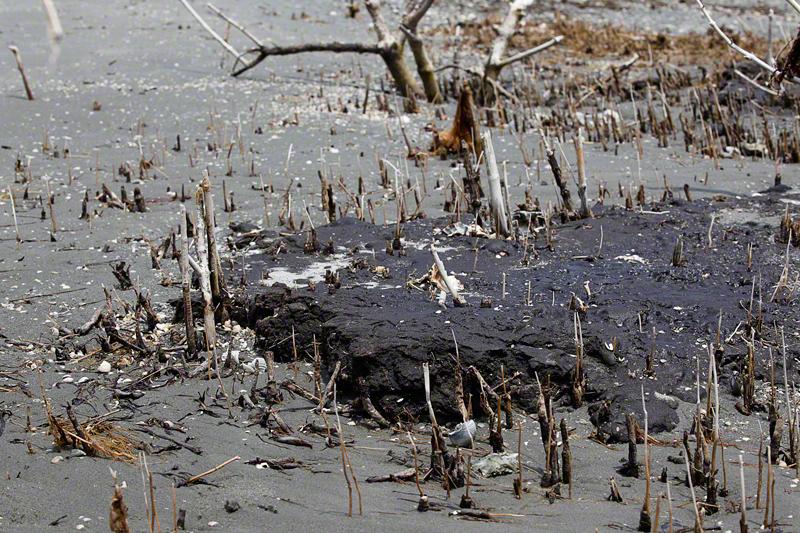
[221,194,800,442]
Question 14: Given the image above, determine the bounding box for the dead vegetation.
[431,84,482,156]
[179,0,441,99]
[45,401,140,463]
[109,470,131,533]
[443,14,771,66]
[178,0,563,104]
[5,2,800,531]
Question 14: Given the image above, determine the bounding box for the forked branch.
[481,0,562,102]
[399,0,441,102]
[695,0,800,88]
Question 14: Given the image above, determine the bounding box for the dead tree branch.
[207,3,264,48]
[177,0,239,59]
[695,0,799,87]
[399,0,441,102]
[481,0,562,102]
[178,0,441,99]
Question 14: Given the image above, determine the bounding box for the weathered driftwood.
[481,130,511,237]
[431,245,466,306]
[200,172,227,311]
[541,132,573,215]
[573,129,593,219]
[179,205,197,356]
[9,46,34,101]
[187,191,216,350]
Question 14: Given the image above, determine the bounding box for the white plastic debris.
[242,357,266,374]
[473,452,518,477]
[448,420,476,448]
[614,254,647,265]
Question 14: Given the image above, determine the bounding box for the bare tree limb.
[402,0,435,32]
[364,0,393,45]
[180,0,430,97]
[481,0,561,102]
[734,68,781,96]
[207,3,264,47]
[498,35,563,69]
[398,0,440,102]
[245,42,382,57]
[232,42,383,76]
[400,25,441,102]
[487,0,534,70]
[177,0,240,59]
[695,0,800,84]
[365,0,422,97]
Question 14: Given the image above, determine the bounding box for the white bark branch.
[498,35,563,68]
[194,193,217,350]
[207,3,264,47]
[431,246,466,307]
[178,0,240,59]
[481,0,562,102]
[695,0,800,84]
[487,0,535,70]
[364,0,394,46]
[187,253,202,276]
[482,131,511,237]
[734,69,781,95]
[42,0,64,41]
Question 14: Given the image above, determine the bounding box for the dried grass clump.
[437,15,769,66]
[46,403,139,463]
[779,207,800,246]
[407,262,465,301]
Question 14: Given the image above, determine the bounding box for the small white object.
[97,361,111,373]
[614,254,647,265]
[448,420,477,448]
[473,452,518,477]
[242,357,266,374]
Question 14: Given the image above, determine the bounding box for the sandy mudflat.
[2,1,800,532]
